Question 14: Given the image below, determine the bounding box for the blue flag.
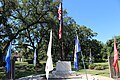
[5,43,11,73]
[74,35,81,70]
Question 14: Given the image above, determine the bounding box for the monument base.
[50,71,76,78]
[49,61,81,79]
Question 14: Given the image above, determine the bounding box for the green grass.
[94,62,108,66]
[72,62,110,77]
[0,67,6,79]
[0,61,45,79]
[15,61,28,65]
[76,69,110,77]
[15,70,37,79]
[76,61,120,77]
[15,61,45,79]
[1,61,120,79]
[118,61,120,68]
[0,72,6,79]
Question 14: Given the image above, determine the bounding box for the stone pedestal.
[56,61,71,72]
[49,61,76,79]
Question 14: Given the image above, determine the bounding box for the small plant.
[88,64,96,69]
[94,65,105,70]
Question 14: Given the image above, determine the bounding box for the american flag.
[59,21,62,39]
[58,3,62,39]
[58,3,61,20]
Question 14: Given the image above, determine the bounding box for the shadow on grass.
[15,62,45,79]
[0,62,45,79]
[0,67,6,79]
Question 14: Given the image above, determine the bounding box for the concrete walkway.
[16,74,45,80]
[16,74,114,80]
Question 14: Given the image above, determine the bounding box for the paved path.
[78,74,114,80]
[16,74,114,80]
[16,74,45,80]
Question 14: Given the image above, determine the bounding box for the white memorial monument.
[50,61,76,79]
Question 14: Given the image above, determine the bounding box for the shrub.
[88,64,96,69]
[26,59,33,64]
[0,72,6,79]
[94,65,105,70]
[0,67,5,79]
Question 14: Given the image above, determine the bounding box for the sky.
[63,0,120,43]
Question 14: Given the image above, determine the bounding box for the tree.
[0,0,105,67]
[0,0,59,66]
[106,36,120,57]
[100,44,108,60]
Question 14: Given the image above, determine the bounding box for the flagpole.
[81,51,88,80]
[116,71,118,80]
[34,49,36,67]
[58,0,64,60]
[10,59,12,80]
[61,0,64,60]
[116,63,119,80]
[10,43,13,80]
[89,48,92,64]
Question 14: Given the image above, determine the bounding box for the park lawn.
[0,67,6,79]
[76,69,110,77]
[16,62,109,78]
[76,61,120,77]
[15,61,45,79]
[72,62,110,77]
[1,61,120,79]
[0,61,45,79]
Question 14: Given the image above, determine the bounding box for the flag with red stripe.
[59,21,62,39]
[58,3,61,20]
[58,3,62,39]
[113,38,119,73]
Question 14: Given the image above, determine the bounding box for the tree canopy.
[0,0,113,67]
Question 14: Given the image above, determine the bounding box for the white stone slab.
[56,61,71,72]
[50,61,78,78]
